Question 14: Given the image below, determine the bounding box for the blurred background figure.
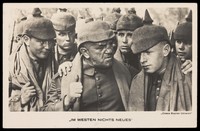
[58,8,67,13]
[127,7,136,15]
[112,7,121,14]
[85,17,94,23]
[10,12,27,54]
[103,10,122,32]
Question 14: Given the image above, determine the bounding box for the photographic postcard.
[3,3,197,128]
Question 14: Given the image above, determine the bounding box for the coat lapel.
[128,70,146,111]
[113,59,131,110]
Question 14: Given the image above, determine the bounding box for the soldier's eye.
[127,33,133,37]
[176,40,182,44]
[58,32,66,36]
[118,33,124,37]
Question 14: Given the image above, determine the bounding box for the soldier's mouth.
[178,52,186,56]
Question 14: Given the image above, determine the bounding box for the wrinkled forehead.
[85,38,116,47]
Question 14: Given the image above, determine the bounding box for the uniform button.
[96,77,100,81]
[98,93,102,97]
[156,96,159,99]
[156,88,160,91]
[94,70,97,74]
[157,80,161,83]
[97,85,100,89]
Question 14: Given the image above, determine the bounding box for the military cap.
[174,10,192,42]
[116,14,143,31]
[51,12,76,31]
[131,9,170,54]
[104,12,122,30]
[77,21,115,48]
[23,8,56,40]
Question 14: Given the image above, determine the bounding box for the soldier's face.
[27,37,55,60]
[55,30,76,50]
[117,30,133,53]
[139,43,167,74]
[84,38,117,68]
[175,40,192,60]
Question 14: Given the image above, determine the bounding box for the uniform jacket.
[44,53,132,111]
[128,54,192,111]
[9,43,57,111]
[54,44,77,65]
[114,49,140,77]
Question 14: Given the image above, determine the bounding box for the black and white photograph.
[3,3,197,128]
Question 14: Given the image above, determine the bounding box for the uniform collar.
[83,59,95,76]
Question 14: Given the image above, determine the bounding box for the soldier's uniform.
[114,13,143,75]
[51,12,77,65]
[128,10,192,111]
[174,10,192,61]
[9,8,57,111]
[43,21,133,111]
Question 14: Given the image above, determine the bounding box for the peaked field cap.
[174,10,192,42]
[116,14,143,31]
[51,12,76,31]
[131,9,169,54]
[23,8,56,40]
[77,21,115,47]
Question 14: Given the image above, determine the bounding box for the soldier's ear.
[163,43,171,57]
[79,46,90,59]
[23,35,30,46]
[75,33,77,39]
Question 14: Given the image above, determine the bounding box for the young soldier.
[9,8,57,111]
[114,13,143,72]
[128,10,192,111]
[174,10,192,74]
[51,12,77,66]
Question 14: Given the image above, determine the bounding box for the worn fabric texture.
[128,54,192,111]
[9,43,57,111]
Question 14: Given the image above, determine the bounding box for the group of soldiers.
[9,7,192,111]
